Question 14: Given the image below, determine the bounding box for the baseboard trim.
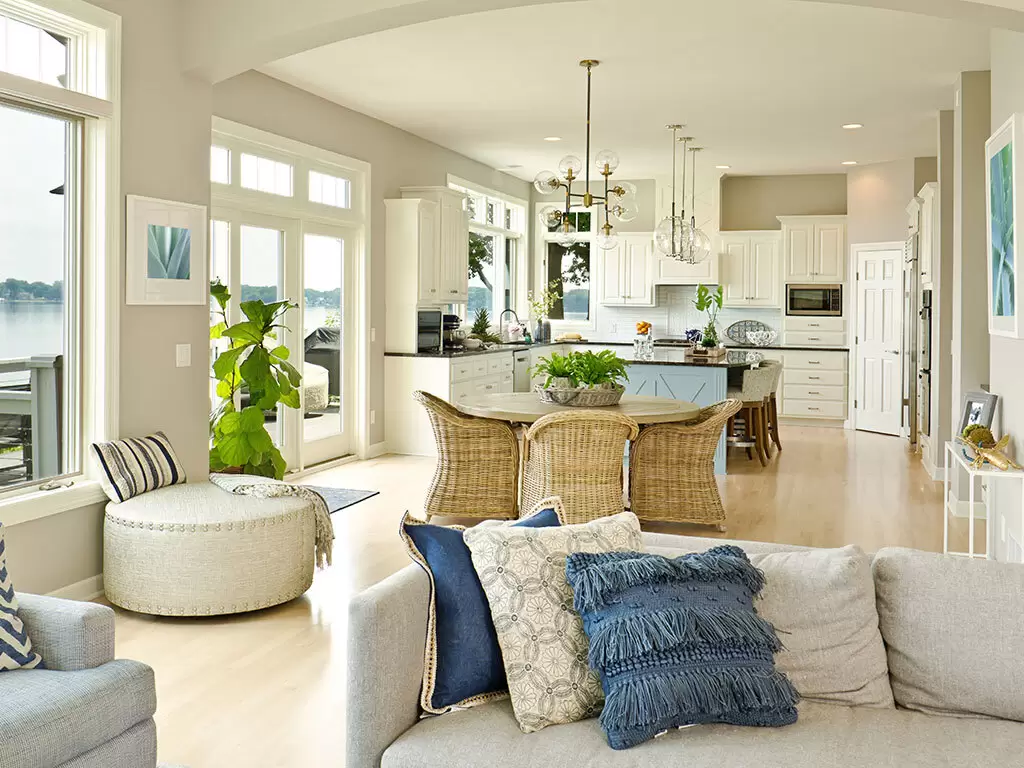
[48,574,104,602]
[364,441,388,459]
[946,490,987,520]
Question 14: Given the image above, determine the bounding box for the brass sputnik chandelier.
[534,59,638,250]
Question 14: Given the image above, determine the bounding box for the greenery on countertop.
[693,283,724,348]
[530,349,629,389]
[469,307,501,343]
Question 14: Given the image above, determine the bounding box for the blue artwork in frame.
[986,114,1024,338]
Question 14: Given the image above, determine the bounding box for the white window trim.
[210,118,374,464]
[533,201,599,333]
[0,0,120,524]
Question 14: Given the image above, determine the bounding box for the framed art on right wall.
[986,114,1024,338]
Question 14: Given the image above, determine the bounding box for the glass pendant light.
[682,147,711,264]
[654,126,692,259]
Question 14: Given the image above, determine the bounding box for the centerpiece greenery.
[693,283,724,348]
[209,280,303,479]
[530,349,629,390]
[469,307,501,344]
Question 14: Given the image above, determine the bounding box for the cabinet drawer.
[486,356,503,374]
[785,331,846,347]
[475,375,501,395]
[451,381,475,403]
[501,354,514,372]
[784,383,847,402]
[785,369,846,387]
[451,361,475,383]
[472,359,489,377]
[784,350,848,370]
[500,372,514,393]
[784,316,845,333]
[782,399,847,419]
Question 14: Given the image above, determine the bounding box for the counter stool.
[726,364,776,467]
[758,360,784,456]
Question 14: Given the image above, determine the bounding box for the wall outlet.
[370,409,376,425]
[609,322,618,335]
[175,344,191,368]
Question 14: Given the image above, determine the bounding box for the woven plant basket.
[535,384,625,407]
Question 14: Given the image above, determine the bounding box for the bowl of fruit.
[636,321,652,337]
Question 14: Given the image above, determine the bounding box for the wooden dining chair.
[413,391,520,520]
[629,399,743,530]
[521,410,639,524]
[726,365,775,467]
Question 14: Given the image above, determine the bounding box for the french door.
[211,209,355,472]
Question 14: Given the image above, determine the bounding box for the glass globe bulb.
[538,205,562,231]
[597,232,619,250]
[682,225,713,264]
[611,181,637,201]
[613,199,639,223]
[533,171,558,195]
[558,155,583,178]
[555,228,577,247]
[654,215,691,257]
[595,149,620,174]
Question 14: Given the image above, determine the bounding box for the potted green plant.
[530,349,629,406]
[526,280,560,343]
[469,307,501,344]
[692,283,725,356]
[209,280,303,478]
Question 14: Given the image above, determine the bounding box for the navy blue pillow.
[401,506,561,713]
[566,546,799,749]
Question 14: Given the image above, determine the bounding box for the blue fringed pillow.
[566,545,798,749]
[401,498,565,714]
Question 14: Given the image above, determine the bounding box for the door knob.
[886,349,899,355]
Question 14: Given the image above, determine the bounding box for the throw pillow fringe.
[600,667,800,732]
[567,548,766,613]
[587,606,782,668]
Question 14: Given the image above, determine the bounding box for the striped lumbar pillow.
[0,525,44,671]
[91,431,186,503]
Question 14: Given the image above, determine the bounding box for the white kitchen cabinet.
[780,349,849,422]
[779,216,847,283]
[598,234,655,306]
[655,252,719,285]
[401,186,470,303]
[718,232,781,308]
[918,182,938,289]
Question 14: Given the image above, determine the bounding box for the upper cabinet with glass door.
[779,216,847,283]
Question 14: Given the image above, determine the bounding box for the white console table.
[943,441,1024,561]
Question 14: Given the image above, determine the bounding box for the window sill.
[0,480,108,527]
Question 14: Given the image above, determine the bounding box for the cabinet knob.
[430,289,437,293]
[450,290,458,294]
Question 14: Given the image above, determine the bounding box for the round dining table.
[454,393,701,424]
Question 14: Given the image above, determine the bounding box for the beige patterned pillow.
[464,511,642,733]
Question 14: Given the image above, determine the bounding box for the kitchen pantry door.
[854,247,904,435]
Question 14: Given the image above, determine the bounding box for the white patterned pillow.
[464,511,642,733]
[0,525,43,671]
[91,431,186,503]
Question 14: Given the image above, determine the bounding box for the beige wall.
[846,159,916,245]
[990,31,1024,559]
[212,71,531,447]
[719,174,847,231]
[914,156,939,191]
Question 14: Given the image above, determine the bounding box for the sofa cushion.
[463,512,642,733]
[0,659,156,768]
[400,504,562,714]
[873,547,1024,721]
[566,547,798,749]
[382,699,1024,768]
[91,431,186,502]
[646,542,893,709]
[1,525,43,672]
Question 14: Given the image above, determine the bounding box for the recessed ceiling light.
[842,123,864,130]
[715,165,731,170]
[842,161,858,166]
[543,136,562,142]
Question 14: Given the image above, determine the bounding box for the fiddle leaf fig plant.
[209,280,302,478]
[693,283,724,348]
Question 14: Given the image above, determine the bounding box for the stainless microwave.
[786,284,843,317]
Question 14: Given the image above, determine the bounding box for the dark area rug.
[302,485,379,514]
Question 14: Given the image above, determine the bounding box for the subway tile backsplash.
[595,285,783,341]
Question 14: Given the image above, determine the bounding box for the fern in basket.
[531,350,629,390]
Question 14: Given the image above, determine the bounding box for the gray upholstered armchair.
[0,595,157,768]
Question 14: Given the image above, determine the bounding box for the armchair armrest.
[346,564,430,768]
[14,594,115,671]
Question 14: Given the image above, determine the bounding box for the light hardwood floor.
[111,425,943,767]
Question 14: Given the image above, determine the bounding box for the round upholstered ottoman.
[103,482,315,616]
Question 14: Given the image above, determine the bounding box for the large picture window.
[537,206,596,326]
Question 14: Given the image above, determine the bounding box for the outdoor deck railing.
[0,355,62,482]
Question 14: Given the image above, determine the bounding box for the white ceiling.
[262,0,991,181]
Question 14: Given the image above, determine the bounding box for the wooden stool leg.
[769,394,783,453]
[743,407,754,461]
[762,398,774,458]
[755,405,769,467]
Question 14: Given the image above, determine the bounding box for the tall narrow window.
[0,101,80,489]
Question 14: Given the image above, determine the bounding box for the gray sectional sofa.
[347,532,1024,768]
[0,595,157,768]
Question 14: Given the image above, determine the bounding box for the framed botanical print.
[985,114,1024,338]
[126,195,208,305]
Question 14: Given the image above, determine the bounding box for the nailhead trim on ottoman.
[103,482,315,617]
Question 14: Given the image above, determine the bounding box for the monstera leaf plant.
[209,280,303,478]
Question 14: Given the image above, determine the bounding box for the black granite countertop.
[384,340,849,359]
[621,349,765,368]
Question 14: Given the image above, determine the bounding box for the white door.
[301,224,356,466]
[748,236,780,307]
[720,238,750,306]
[815,222,846,281]
[855,247,903,435]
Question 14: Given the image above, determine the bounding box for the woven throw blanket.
[210,473,334,569]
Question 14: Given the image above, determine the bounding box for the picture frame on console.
[957,391,999,437]
[126,194,208,305]
[985,114,1023,339]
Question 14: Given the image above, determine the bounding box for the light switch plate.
[175,344,191,368]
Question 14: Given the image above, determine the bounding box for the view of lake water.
[0,302,63,386]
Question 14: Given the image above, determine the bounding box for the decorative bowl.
[535,384,625,407]
[745,329,777,347]
[463,338,484,350]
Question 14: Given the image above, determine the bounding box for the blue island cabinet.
[625,364,729,474]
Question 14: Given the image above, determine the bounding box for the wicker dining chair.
[629,399,743,530]
[521,410,639,525]
[413,391,520,520]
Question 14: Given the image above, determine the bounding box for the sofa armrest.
[346,564,430,768]
[14,594,115,671]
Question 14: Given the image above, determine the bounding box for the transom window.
[308,170,350,209]
[240,152,293,197]
[210,145,230,185]
[0,12,68,88]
